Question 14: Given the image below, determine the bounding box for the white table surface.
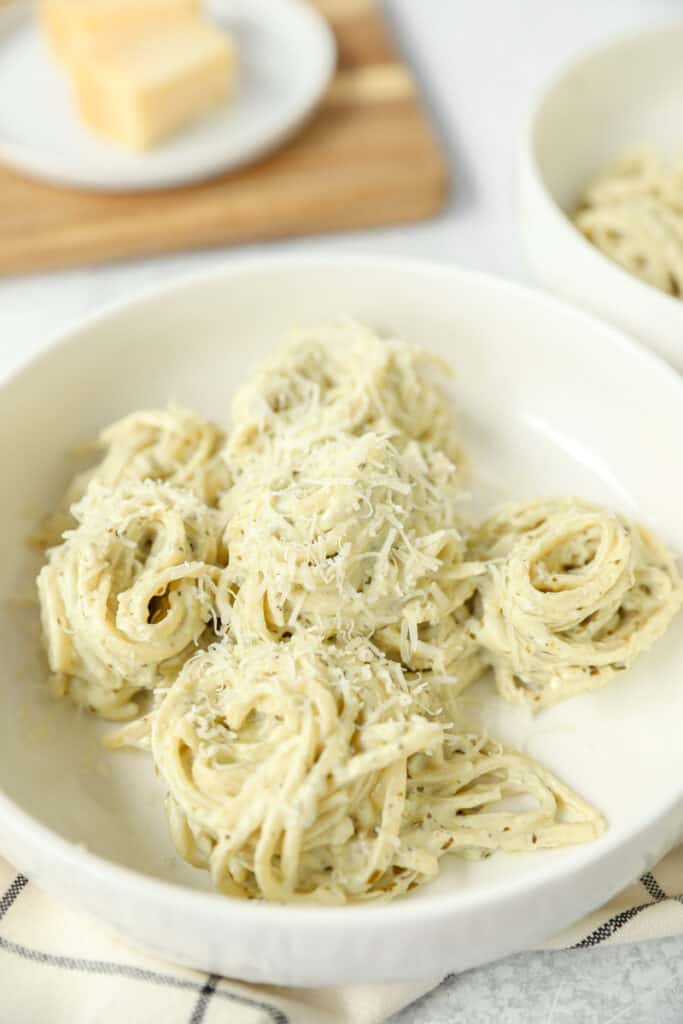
[3,1,683,1020]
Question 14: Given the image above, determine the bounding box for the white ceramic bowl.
[518,21,683,372]
[1,255,683,986]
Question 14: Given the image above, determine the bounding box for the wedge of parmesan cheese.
[70,17,237,151]
[39,0,200,63]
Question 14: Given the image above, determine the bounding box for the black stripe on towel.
[0,931,288,1023]
[0,875,28,922]
[641,869,683,906]
[189,973,219,1024]
[572,866,683,949]
[571,900,657,948]
[640,872,667,903]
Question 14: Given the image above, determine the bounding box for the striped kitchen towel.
[1,848,682,1024]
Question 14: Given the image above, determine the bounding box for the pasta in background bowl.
[518,20,683,372]
[0,255,682,985]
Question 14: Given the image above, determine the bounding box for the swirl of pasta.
[37,479,224,719]
[223,432,483,671]
[151,635,602,903]
[225,322,462,475]
[38,407,230,547]
[473,498,682,708]
[93,406,230,505]
[152,636,442,902]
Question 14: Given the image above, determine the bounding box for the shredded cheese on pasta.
[224,431,483,672]
[36,407,229,547]
[225,321,463,476]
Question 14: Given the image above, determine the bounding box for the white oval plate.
[0,0,335,191]
[0,255,682,986]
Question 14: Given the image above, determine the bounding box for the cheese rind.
[71,18,237,151]
[39,0,200,63]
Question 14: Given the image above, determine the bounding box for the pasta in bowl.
[573,148,683,299]
[1,255,683,984]
[34,323,680,906]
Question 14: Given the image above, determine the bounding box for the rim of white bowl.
[2,252,683,926]
[519,18,683,319]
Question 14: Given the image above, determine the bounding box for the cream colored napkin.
[1,848,682,1024]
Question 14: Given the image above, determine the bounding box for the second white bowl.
[518,21,683,372]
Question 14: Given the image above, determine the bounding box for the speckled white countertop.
[2,1,683,1019]
[392,937,683,1022]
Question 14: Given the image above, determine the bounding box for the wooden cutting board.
[0,0,448,275]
